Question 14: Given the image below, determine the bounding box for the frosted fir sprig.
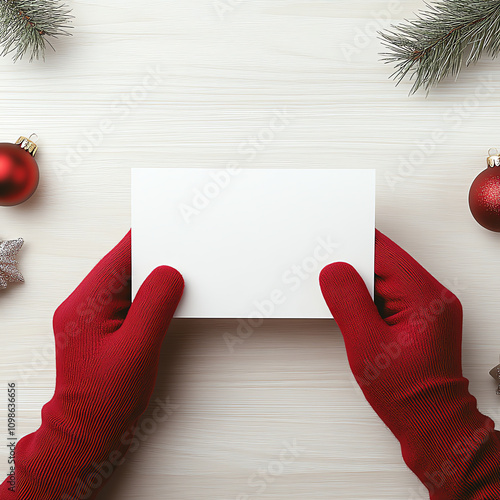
[0,0,72,61]
[379,0,500,93]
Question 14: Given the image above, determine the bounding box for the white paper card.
[132,168,375,318]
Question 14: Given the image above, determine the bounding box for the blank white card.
[132,168,375,318]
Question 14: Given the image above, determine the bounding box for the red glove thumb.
[320,261,387,345]
[120,265,184,354]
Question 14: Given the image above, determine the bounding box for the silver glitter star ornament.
[0,238,24,289]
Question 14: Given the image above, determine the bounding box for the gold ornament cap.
[15,134,38,157]
[487,148,500,167]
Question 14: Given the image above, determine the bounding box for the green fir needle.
[0,0,72,61]
[379,0,500,94]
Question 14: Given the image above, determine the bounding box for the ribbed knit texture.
[320,229,500,499]
[0,231,184,499]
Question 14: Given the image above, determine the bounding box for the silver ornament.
[0,238,24,289]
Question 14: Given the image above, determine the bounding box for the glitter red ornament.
[469,149,500,232]
[0,135,39,207]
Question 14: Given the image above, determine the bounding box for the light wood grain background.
[1,0,500,498]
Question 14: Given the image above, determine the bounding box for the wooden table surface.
[1,1,500,498]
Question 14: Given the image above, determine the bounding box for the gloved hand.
[0,231,184,499]
[320,229,500,500]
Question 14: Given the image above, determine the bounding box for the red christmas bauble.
[0,137,39,207]
[469,154,500,232]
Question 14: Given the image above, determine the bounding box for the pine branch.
[0,0,72,62]
[379,0,500,94]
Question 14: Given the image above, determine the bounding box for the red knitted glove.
[0,231,184,499]
[320,229,500,500]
